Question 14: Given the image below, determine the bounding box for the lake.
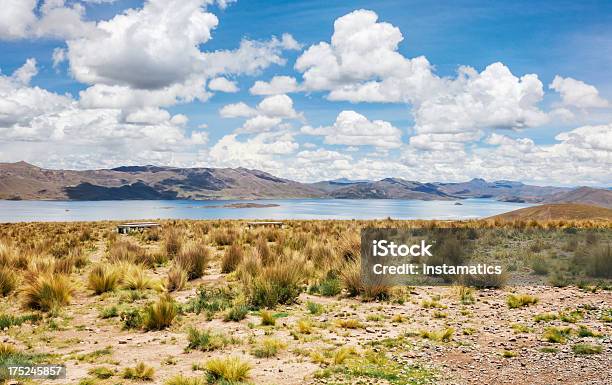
[0,198,533,222]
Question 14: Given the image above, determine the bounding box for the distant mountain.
[434,178,569,202]
[0,162,610,207]
[321,178,456,200]
[0,162,321,200]
[488,203,612,221]
[328,178,372,184]
[543,186,612,207]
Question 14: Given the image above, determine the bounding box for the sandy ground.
[2,234,611,385]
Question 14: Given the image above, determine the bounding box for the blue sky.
[0,0,610,185]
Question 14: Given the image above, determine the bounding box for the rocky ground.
[4,269,610,384]
[1,222,610,385]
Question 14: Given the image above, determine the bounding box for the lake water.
[0,198,533,222]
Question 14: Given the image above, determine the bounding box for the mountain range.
[1,161,610,207]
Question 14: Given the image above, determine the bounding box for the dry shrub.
[221,243,244,273]
[147,248,169,266]
[585,243,612,278]
[305,241,334,269]
[166,266,187,292]
[339,261,362,296]
[122,362,155,380]
[460,271,507,289]
[27,257,56,275]
[121,264,157,291]
[175,242,209,280]
[145,227,161,242]
[108,239,150,265]
[237,249,262,280]
[164,375,205,385]
[0,267,18,296]
[70,247,89,267]
[88,264,120,294]
[246,258,304,308]
[0,242,15,268]
[205,356,251,383]
[337,233,361,262]
[284,231,308,251]
[164,228,183,257]
[211,228,237,246]
[21,273,74,311]
[255,238,272,265]
[143,294,177,330]
[362,282,391,301]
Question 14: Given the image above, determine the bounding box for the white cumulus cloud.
[250,76,300,95]
[302,110,402,149]
[549,76,610,109]
[208,77,239,93]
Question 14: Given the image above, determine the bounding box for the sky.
[0,0,611,186]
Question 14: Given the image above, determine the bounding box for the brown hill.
[0,162,323,200]
[543,186,612,208]
[488,203,612,221]
[1,161,611,203]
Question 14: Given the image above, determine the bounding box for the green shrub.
[318,277,341,297]
[88,366,114,379]
[531,254,549,275]
[120,308,143,330]
[572,343,602,355]
[188,286,233,316]
[224,304,248,322]
[585,244,612,278]
[186,327,231,352]
[507,293,538,309]
[543,327,572,343]
[99,306,119,319]
[306,301,324,315]
[577,325,601,337]
[0,313,40,329]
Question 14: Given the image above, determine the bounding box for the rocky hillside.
[0,162,322,200]
[434,178,569,202]
[1,162,610,205]
[320,178,456,200]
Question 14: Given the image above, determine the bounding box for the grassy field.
[0,218,610,385]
